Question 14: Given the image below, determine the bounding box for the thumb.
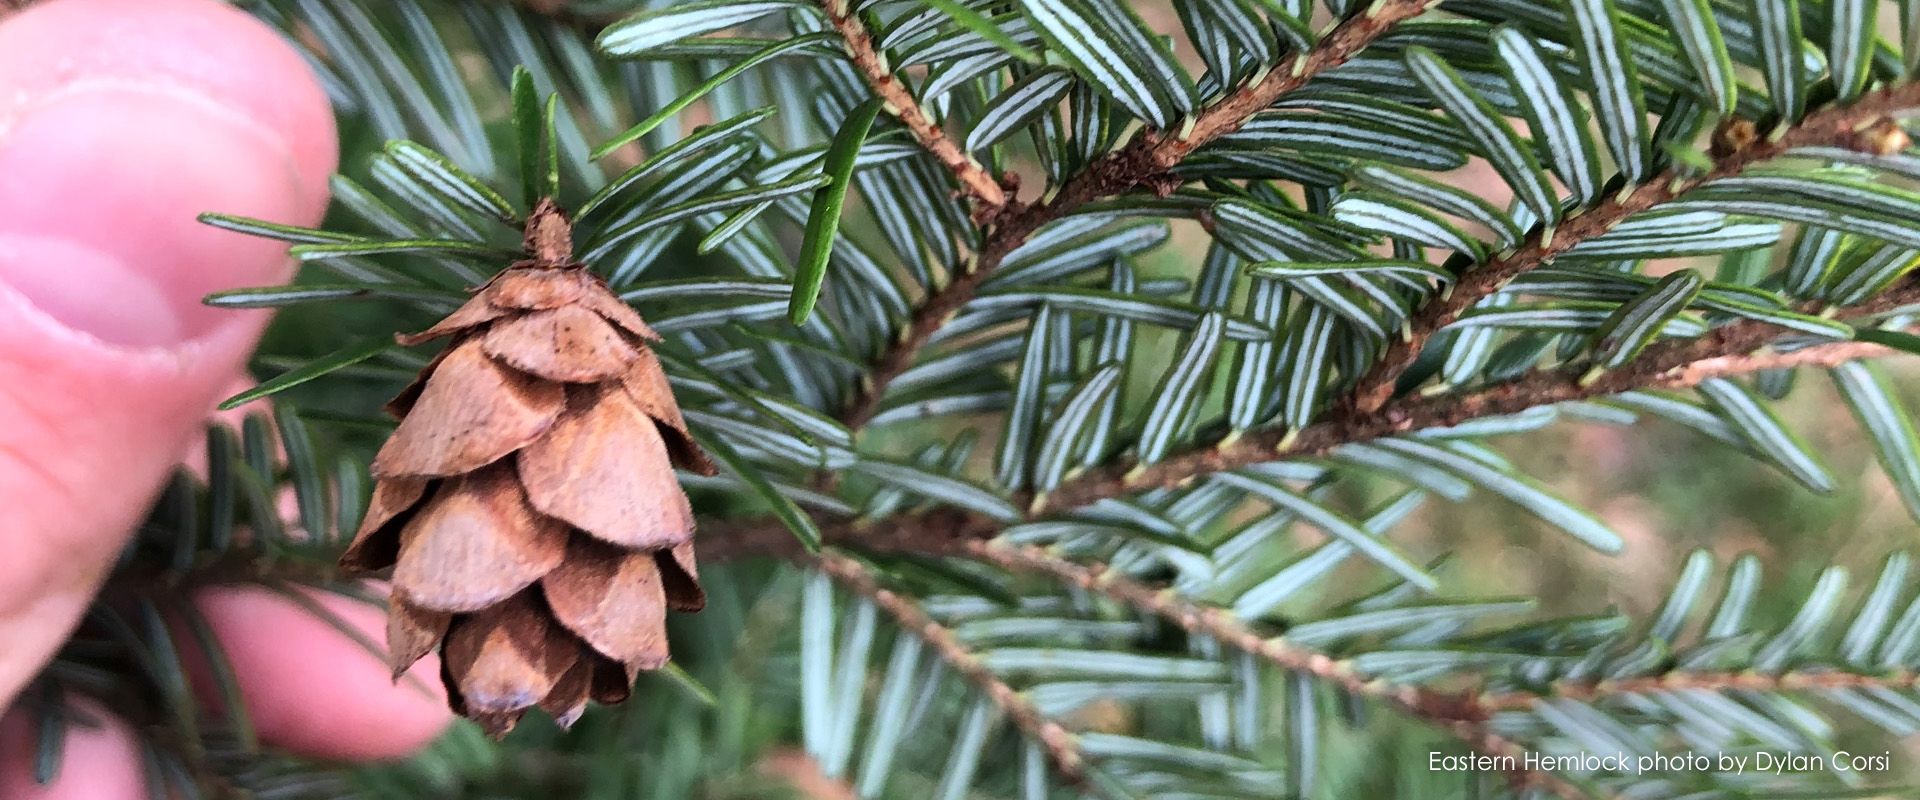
[0,0,337,706]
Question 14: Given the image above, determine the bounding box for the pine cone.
[339,199,715,737]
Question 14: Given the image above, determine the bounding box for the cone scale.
[340,199,715,737]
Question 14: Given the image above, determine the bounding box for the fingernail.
[0,84,305,347]
[0,236,181,348]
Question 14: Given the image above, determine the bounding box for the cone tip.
[525,199,574,267]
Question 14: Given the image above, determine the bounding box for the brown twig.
[1650,338,1908,387]
[1341,81,1920,418]
[817,0,1009,212]
[1477,669,1920,713]
[698,279,1920,563]
[812,552,1086,783]
[697,506,999,562]
[969,542,1606,800]
[835,0,1438,429]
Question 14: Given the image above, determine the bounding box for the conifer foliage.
[24,0,1920,797]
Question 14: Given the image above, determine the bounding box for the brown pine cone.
[339,199,715,737]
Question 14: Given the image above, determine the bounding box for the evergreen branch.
[1137,0,1442,171]
[817,0,1009,213]
[963,542,1472,717]
[704,278,1920,561]
[837,0,1435,429]
[967,541,1607,800]
[510,0,1026,220]
[812,552,1087,784]
[1341,83,1920,418]
[1477,669,1920,713]
[1032,276,1920,513]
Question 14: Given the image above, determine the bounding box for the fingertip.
[0,700,146,800]
[0,0,338,205]
[0,0,338,346]
[193,585,453,761]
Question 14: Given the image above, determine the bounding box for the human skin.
[0,0,451,795]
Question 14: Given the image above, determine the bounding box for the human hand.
[0,0,451,795]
